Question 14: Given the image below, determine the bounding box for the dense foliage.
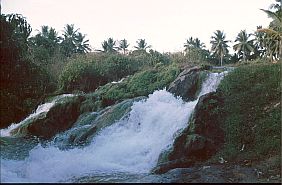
[0,14,55,128]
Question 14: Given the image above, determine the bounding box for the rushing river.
[0,71,227,183]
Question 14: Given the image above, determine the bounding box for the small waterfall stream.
[0,94,75,137]
[0,71,227,183]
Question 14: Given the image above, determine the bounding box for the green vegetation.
[94,64,180,105]
[134,39,151,52]
[210,30,230,66]
[233,30,255,62]
[0,14,55,128]
[215,61,281,162]
[0,0,281,132]
[183,37,210,64]
[99,38,118,53]
[118,39,130,54]
[0,1,281,182]
[258,0,281,61]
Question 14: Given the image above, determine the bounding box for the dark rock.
[11,95,85,139]
[154,92,224,173]
[160,165,226,183]
[152,158,195,174]
[168,66,207,101]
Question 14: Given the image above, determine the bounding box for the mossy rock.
[54,96,146,148]
[168,66,208,101]
[11,95,85,139]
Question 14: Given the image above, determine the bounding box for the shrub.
[59,55,105,92]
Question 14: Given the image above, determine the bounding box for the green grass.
[215,61,281,162]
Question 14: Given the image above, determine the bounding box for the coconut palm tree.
[233,30,255,62]
[210,30,230,66]
[194,38,206,49]
[40,26,60,46]
[184,37,194,52]
[100,40,108,52]
[260,28,282,60]
[134,39,151,51]
[184,37,205,52]
[29,25,61,59]
[253,26,267,58]
[258,0,282,61]
[99,38,117,53]
[262,0,281,30]
[75,32,91,54]
[106,38,117,52]
[118,39,129,54]
[61,24,79,56]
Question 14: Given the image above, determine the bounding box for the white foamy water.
[0,94,75,137]
[199,71,228,97]
[0,72,227,183]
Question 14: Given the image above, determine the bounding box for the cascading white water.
[0,94,75,137]
[0,72,227,183]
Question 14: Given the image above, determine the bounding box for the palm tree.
[106,38,117,52]
[253,26,267,58]
[62,24,79,40]
[184,37,205,52]
[134,39,151,51]
[29,25,60,57]
[99,38,117,53]
[233,30,255,62]
[119,39,129,54]
[61,24,79,56]
[184,37,207,61]
[40,26,60,46]
[194,38,206,49]
[259,28,282,61]
[262,0,282,30]
[184,37,194,52]
[75,32,91,54]
[210,30,230,66]
[258,0,282,61]
[101,40,108,52]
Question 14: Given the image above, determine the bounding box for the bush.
[59,55,106,92]
[99,54,138,81]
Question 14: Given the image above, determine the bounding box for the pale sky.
[2,0,272,52]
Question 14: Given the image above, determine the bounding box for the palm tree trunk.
[279,39,282,60]
[243,52,246,63]
[220,53,223,66]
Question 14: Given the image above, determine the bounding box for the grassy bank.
[209,60,281,177]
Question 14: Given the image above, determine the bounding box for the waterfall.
[0,72,227,183]
[0,94,75,137]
